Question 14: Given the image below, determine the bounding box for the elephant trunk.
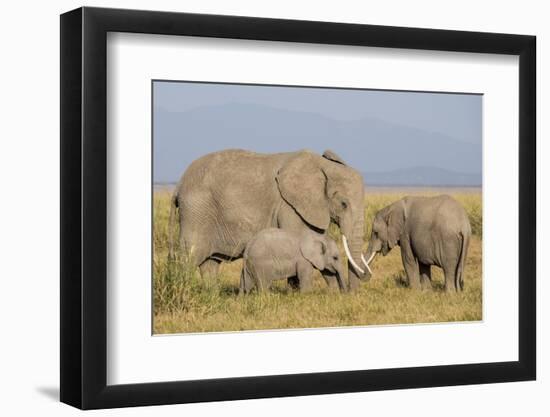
[334,264,347,292]
[345,218,370,290]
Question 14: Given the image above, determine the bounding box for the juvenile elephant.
[363,195,471,292]
[240,228,346,294]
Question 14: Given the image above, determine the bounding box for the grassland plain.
[153,187,482,334]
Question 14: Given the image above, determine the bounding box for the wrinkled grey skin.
[169,149,369,290]
[240,228,346,294]
[364,195,471,292]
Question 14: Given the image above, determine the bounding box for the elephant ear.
[322,150,347,165]
[276,153,330,230]
[300,237,327,271]
[386,200,406,249]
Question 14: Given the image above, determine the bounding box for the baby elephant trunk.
[334,265,347,292]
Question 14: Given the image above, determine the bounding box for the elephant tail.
[168,190,179,261]
[455,231,469,291]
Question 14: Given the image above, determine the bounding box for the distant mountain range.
[154,103,481,186]
[362,167,481,187]
[155,166,481,187]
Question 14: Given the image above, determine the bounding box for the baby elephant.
[364,195,471,292]
[240,228,346,294]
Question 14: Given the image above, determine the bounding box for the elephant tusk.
[360,253,373,274]
[363,252,376,265]
[367,251,376,265]
[342,235,364,275]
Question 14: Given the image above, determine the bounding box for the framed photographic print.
[60,6,536,410]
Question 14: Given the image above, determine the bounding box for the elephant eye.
[341,201,348,209]
[333,256,338,260]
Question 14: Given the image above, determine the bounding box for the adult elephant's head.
[276,150,370,289]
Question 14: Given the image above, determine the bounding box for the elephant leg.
[239,270,245,295]
[456,262,465,292]
[419,263,432,291]
[199,258,221,285]
[287,277,300,290]
[297,262,314,293]
[181,227,223,284]
[179,225,215,272]
[255,276,268,293]
[240,267,255,294]
[321,272,339,291]
[348,273,361,292]
[277,207,338,290]
[442,263,458,292]
[252,266,270,293]
[400,239,420,289]
[239,268,247,294]
[441,236,461,292]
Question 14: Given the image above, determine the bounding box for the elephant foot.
[420,280,433,291]
[323,276,340,291]
[408,279,422,290]
[199,258,221,282]
[443,281,459,292]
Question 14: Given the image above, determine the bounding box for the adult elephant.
[168,149,370,290]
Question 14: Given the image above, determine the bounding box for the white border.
[107,33,518,385]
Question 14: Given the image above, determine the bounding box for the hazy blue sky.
[153,81,482,185]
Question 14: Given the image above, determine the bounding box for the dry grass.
[153,188,482,334]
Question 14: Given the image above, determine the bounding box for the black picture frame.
[60,6,536,410]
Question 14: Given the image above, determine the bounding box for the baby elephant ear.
[386,200,406,249]
[300,238,327,271]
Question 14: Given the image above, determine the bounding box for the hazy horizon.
[153,81,482,186]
